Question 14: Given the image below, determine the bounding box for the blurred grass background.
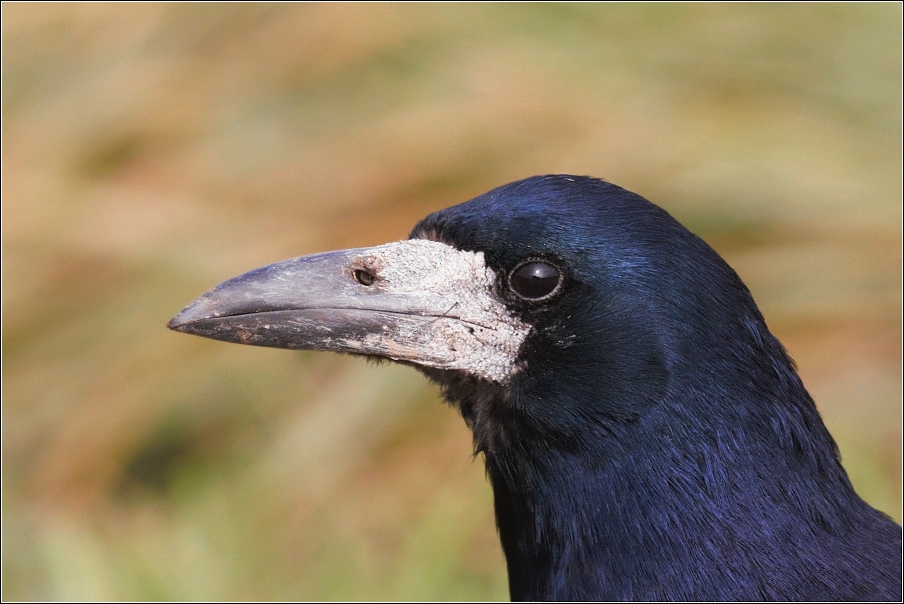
[2,3,901,600]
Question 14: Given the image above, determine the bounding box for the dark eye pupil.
[509,261,560,299]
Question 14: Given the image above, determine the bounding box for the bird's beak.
[168,239,528,382]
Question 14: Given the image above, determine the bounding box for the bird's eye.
[509,260,561,300]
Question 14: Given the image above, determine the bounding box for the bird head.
[169,175,774,450]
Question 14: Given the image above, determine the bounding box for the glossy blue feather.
[412,175,902,601]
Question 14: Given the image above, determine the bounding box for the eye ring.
[508,259,562,301]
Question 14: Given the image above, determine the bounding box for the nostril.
[354,269,376,286]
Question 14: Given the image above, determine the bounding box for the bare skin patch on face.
[341,239,529,382]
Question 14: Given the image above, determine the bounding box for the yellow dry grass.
[3,4,900,600]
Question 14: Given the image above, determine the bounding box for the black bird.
[169,175,902,601]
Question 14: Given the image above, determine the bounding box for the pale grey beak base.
[169,240,530,383]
